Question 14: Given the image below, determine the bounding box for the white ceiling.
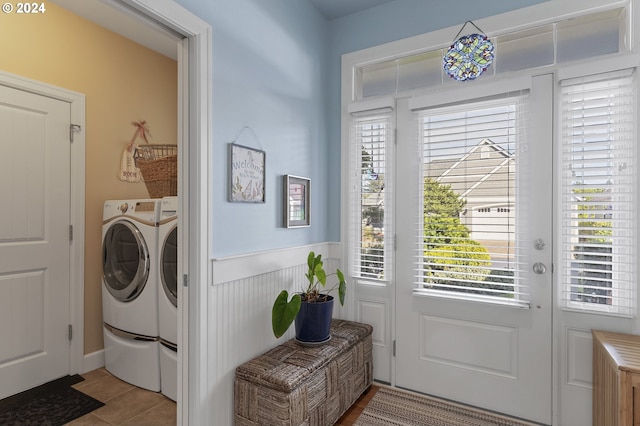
[309,0,396,20]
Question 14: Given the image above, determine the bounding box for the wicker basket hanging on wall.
[134,143,177,198]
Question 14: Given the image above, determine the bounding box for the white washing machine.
[158,196,178,401]
[102,199,161,392]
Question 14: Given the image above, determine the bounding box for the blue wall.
[175,0,330,257]
[174,0,549,257]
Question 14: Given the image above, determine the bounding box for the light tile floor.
[66,368,176,426]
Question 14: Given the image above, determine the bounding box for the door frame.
[40,0,211,424]
[100,3,212,425]
[112,3,213,425]
[0,69,86,381]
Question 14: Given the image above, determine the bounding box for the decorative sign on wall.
[229,143,266,203]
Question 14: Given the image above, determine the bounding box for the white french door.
[394,74,553,424]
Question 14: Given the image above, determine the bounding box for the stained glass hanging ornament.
[443,20,494,82]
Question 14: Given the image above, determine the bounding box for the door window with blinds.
[349,109,393,283]
[559,69,636,316]
[414,93,532,306]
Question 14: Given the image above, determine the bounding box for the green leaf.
[316,268,327,286]
[337,269,346,305]
[272,290,301,338]
[307,252,324,288]
[313,254,323,271]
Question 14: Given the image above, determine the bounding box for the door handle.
[533,262,546,274]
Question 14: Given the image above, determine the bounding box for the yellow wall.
[0,3,178,354]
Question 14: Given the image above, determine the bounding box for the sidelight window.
[349,108,393,283]
[559,69,636,316]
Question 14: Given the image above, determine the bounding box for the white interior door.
[0,83,71,399]
[394,74,553,424]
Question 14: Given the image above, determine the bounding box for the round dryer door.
[102,220,150,302]
[161,225,178,307]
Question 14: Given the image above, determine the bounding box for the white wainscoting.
[209,242,345,424]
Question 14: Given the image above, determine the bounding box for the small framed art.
[283,175,310,228]
[229,143,265,203]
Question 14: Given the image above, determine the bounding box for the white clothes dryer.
[102,199,160,391]
[158,196,178,401]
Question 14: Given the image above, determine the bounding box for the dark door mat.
[0,375,105,425]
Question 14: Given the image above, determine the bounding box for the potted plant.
[272,251,346,344]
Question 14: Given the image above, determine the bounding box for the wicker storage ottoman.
[234,319,373,426]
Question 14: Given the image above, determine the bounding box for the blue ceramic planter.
[294,295,334,344]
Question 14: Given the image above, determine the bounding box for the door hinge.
[69,225,73,241]
[70,124,81,143]
[68,324,72,341]
[394,127,398,145]
[394,234,397,251]
[183,274,189,287]
[393,340,396,357]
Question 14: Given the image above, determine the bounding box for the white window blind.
[560,69,636,316]
[350,109,393,283]
[414,94,531,306]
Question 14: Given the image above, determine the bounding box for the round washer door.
[102,220,150,302]
[161,225,178,307]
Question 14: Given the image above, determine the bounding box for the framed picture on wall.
[228,143,266,203]
[283,175,310,228]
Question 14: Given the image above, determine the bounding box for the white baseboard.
[82,349,105,374]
